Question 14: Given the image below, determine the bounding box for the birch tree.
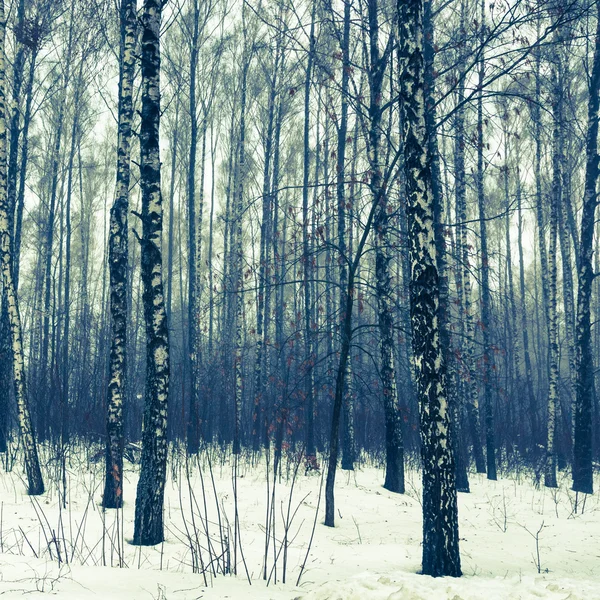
[133,0,170,546]
[0,0,44,496]
[573,0,600,498]
[103,0,136,510]
[398,0,461,577]
[366,0,404,494]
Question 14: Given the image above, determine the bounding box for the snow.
[0,448,597,599]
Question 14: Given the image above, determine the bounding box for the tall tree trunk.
[133,0,170,545]
[557,61,577,450]
[208,120,216,359]
[166,101,179,320]
[103,0,136,510]
[325,0,353,527]
[61,58,85,450]
[532,17,550,456]
[187,0,200,455]
[0,0,44,495]
[573,0,600,496]
[559,170,576,444]
[14,47,37,292]
[253,29,281,452]
[453,0,485,474]
[232,47,250,456]
[301,7,316,459]
[501,119,523,453]
[336,0,355,473]
[399,0,461,577]
[0,0,27,453]
[545,56,562,489]
[219,98,237,444]
[476,0,496,480]
[515,149,538,456]
[40,1,75,440]
[367,0,404,493]
[424,0,466,493]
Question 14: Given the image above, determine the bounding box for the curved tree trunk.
[0,0,43,496]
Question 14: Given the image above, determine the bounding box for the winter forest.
[0,0,597,597]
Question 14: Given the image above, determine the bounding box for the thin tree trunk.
[453,0,485,474]
[545,56,562,489]
[336,0,355,473]
[301,7,316,459]
[187,0,200,455]
[476,0,496,481]
[501,118,523,453]
[367,0,404,493]
[208,119,216,359]
[232,47,250,456]
[103,0,136,510]
[0,0,44,495]
[573,0,600,496]
[324,0,353,527]
[40,1,75,440]
[14,47,37,292]
[532,18,550,458]
[61,58,85,451]
[166,101,179,319]
[252,30,281,452]
[515,151,538,456]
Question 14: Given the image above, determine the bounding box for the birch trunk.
[14,46,37,292]
[337,0,355,473]
[103,0,136,510]
[166,101,179,320]
[424,0,467,493]
[573,1,600,496]
[133,0,170,545]
[532,20,549,454]
[301,8,316,459]
[252,28,281,452]
[232,49,250,456]
[0,0,44,496]
[0,0,27,450]
[366,0,404,493]
[399,0,461,576]
[545,58,562,489]
[187,0,200,455]
[476,0,496,480]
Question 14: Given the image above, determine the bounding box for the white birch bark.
[0,0,44,496]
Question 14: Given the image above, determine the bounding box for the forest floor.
[0,447,596,599]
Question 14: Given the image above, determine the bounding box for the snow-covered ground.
[0,447,596,599]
